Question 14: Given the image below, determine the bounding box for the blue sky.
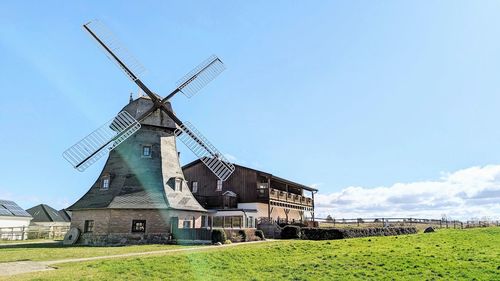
[1,1,500,219]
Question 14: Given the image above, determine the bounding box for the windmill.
[63,20,235,181]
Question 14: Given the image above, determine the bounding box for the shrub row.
[211,229,227,244]
[281,226,417,240]
[212,229,266,244]
[340,227,417,238]
[281,225,302,239]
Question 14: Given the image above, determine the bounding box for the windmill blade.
[174,55,226,98]
[174,122,235,181]
[63,111,141,172]
[83,20,146,82]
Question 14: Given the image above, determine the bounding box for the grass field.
[0,243,190,263]
[3,227,500,280]
[0,239,61,245]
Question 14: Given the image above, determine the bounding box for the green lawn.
[0,243,190,263]
[0,239,61,245]
[6,228,500,281]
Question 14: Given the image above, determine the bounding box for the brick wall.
[71,209,206,235]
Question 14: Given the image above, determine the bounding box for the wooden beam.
[267,177,271,221]
[312,190,316,222]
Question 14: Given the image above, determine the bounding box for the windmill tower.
[64,21,235,245]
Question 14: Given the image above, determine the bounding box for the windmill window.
[142,145,152,157]
[84,220,94,233]
[131,220,146,233]
[192,181,198,193]
[101,175,110,190]
[175,178,183,192]
[216,179,222,191]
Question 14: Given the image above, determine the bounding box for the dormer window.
[101,174,111,190]
[192,181,198,193]
[142,145,152,158]
[175,178,182,192]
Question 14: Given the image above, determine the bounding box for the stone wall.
[79,232,172,246]
[71,208,206,245]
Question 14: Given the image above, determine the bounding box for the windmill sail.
[174,122,235,181]
[63,111,141,172]
[67,19,234,180]
[83,20,146,82]
[175,55,226,98]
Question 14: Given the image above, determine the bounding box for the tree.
[325,215,334,223]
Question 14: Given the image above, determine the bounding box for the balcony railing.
[268,188,313,207]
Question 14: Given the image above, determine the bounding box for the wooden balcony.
[268,188,313,207]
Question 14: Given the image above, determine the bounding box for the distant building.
[58,209,72,222]
[183,161,317,226]
[26,204,71,239]
[26,204,71,228]
[0,199,32,240]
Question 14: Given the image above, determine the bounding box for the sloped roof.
[58,209,72,222]
[182,160,319,192]
[68,118,206,213]
[0,199,32,218]
[26,204,67,222]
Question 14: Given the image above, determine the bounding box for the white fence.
[0,225,70,241]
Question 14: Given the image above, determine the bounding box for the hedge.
[255,230,265,240]
[211,229,227,244]
[281,225,301,239]
[300,227,417,240]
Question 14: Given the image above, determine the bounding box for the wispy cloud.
[316,165,500,220]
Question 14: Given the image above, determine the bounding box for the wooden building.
[183,161,317,224]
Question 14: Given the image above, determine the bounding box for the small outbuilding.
[26,204,71,238]
[0,199,32,240]
[58,209,72,222]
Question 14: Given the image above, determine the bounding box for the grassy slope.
[6,228,500,281]
[0,243,189,263]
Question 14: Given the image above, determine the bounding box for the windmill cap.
[121,96,177,129]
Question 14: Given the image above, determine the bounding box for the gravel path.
[0,240,272,277]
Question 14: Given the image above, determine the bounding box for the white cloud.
[315,165,500,220]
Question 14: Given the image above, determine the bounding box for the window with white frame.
[101,174,110,190]
[183,216,193,228]
[216,179,222,191]
[142,145,152,157]
[84,220,94,233]
[131,220,146,233]
[192,181,198,193]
